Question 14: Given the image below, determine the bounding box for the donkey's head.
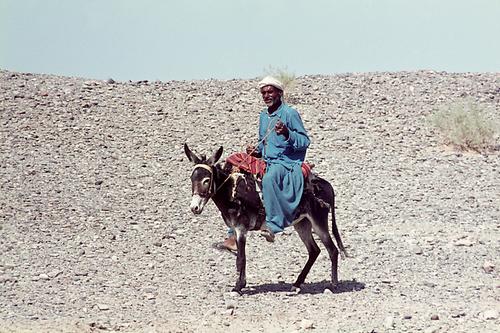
[184,143,223,214]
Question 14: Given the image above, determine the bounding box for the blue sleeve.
[285,108,310,151]
[256,112,265,154]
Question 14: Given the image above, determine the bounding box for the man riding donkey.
[223,76,311,251]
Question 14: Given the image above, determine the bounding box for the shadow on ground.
[243,279,365,296]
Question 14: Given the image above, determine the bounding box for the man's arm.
[281,109,310,151]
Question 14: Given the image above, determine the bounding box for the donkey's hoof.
[229,290,242,297]
[231,287,243,295]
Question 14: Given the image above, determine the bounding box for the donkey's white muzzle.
[190,194,208,214]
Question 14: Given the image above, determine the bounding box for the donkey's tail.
[331,188,348,259]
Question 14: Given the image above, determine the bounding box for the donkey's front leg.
[232,228,247,293]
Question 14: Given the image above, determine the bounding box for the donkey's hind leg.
[311,208,340,288]
[292,218,321,292]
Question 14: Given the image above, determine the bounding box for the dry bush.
[263,65,297,103]
[429,99,499,152]
[263,65,296,91]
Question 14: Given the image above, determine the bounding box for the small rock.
[384,316,395,329]
[481,309,499,320]
[451,311,466,318]
[0,275,14,283]
[204,309,216,317]
[153,241,162,247]
[48,270,63,278]
[144,293,156,300]
[453,239,474,247]
[323,288,333,294]
[482,261,495,273]
[39,273,50,280]
[96,304,110,311]
[89,322,107,330]
[412,245,423,255]
[430,314,439,320]
[299,319,314,330]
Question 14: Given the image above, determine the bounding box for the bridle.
[191,163,233,199]
[191,164,216,198]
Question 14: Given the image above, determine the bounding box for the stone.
[453,239,474,247]
[430,314,439,320]
[299,319,315,330]
[39,273,50,280]
[48,270,63,278]
[204,309,216,317]
[384,316,395,329]
[482,261,495,273]
[0,275,14,283]
[412,245,423,255]
[96,304,110,311]
[225,302,236,310]
[481,309,499,320]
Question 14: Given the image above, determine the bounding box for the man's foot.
[260,225,275,243]
[222,235,237,251]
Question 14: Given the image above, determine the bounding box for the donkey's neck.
[210,165,233,213]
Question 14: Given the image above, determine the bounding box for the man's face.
[260,85,282,107]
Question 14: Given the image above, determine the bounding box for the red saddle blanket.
[226,153,312,178]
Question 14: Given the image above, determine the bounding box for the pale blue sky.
[1,0,499,81]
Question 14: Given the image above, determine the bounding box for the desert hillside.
[0,69,499,332]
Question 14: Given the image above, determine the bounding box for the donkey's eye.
[202,178,211,187]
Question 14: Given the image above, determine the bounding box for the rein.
[192,163,232,198]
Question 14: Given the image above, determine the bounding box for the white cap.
[258,76,284,91]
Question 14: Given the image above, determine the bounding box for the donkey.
[184,143,347,293]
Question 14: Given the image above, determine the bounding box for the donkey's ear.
[207,146,223,165]
[184,143,202,164]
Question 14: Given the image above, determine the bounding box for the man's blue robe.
[256,103,310,233]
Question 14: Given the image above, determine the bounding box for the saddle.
[225,152,313,178]
[224,153,327,231]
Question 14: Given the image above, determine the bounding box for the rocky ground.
[0,69,499,333]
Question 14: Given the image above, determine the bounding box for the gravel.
[0,69,499,332]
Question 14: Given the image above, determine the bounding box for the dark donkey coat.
[185,143,346,293]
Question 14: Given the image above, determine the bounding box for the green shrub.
[429,99,499,152]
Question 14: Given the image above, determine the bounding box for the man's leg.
[262,163,304,237]
[223,228,237,251]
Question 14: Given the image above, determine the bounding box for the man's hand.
[246,145,256,155]
[275,120,289,140]
[246,145,261,157]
